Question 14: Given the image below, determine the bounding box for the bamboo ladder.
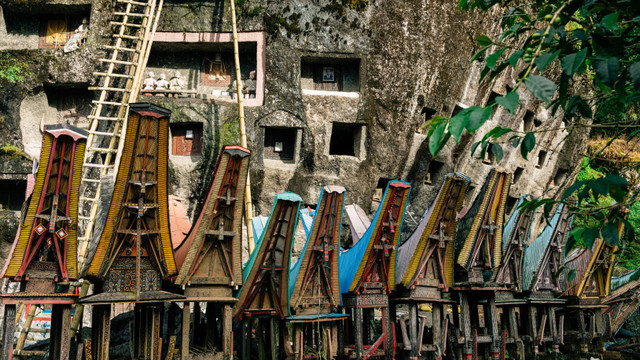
[77,0,163,268]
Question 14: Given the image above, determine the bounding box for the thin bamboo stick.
[230,0,255,254]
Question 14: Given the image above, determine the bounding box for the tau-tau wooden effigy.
[81,103,181,360]
[394,173,468,360]
[0,124,86,360]
[521,203,571,356]
[453,169,511,360]
[339,180,411,360]
[604,268,640,337]
[173,145,250,359]
[233,192,302,360]
[288,186,347,360]
[561,235,617,353]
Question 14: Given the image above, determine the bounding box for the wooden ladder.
[77,0,163,268]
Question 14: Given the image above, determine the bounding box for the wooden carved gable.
[604,273,640,334]
[290,186,345,314]
[174,145,250,288]
[456,170,511,274]
[234,193,302,319]
[349,181,411,294]
[85,105,176,291]
[493,197,534,290]
[400,174,467,291]
[530,206,571,293]
[4,124,86,283]
[581,240,616,299]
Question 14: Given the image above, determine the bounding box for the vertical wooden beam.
[354,308,363,360]
[181,302,190,360]
[547,306,559,354]
[577,310,588,353]
[384,305,393,360]
[223,305,233,360]
[459,293,473,358]
[92,305,111,360]
[269,318,277,360]
[488,297,500,360]
[50,305,72,360]
[257,319,265,360]
[152,305,162,360]
[527,305,538,355]
[241,319,248,360]
[507,307,523,360]
[433,303,442,359]
[409,303,418,360]
[1,304,16,360]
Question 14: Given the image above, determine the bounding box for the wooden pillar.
[432,303,442,360]
[408,303,419,360]
[222,305,233,360]
[257,319,265,360]
[577,310,588,353]
[526,305,538,355]
[294,325,303,360]
[487,297,500,360]
[459,293,472,359]
[384,305,393,360]
[92,305,111,360]
[151,305,162,360]
[547,306,559,354]
[241,319,249,360]
[269,318,277,360]
[181,302,190,360]
[1,304,16,360]
[354,308,363,360]
[507,307,523,360]
[50,304,71,360]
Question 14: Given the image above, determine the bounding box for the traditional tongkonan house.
[561,236,617,353]
[603,268,640,338]
[521,203,572,356]
[233,192,302,360]
[288,186,347,360]
[173,145,250,359]
[491,194,535,358]
[0,124,86,360]
[393,173,469,360]
[339,180,411,360]
[80,104,182,360]
[453,169,511,360]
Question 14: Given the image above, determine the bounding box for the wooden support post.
[409,303,418,360]
[50,304,71,360]
[384,305,394,360]
[257,319,265,360]
[459,293,473,359]
[1,304,16,360]
[16,304,37,352]
[547,306,559,354]
[294,325,303,360]
[527,305,538,355]
[181,302,190,360]
[92,304,111,360]
[433,303,442,359]
[507,307,523,360]
[399,317,410,350]
[354,308,364,360]
[577,310,588,353]
[241,319,248,360]
[151,305,161,360]
[270,318,277,360]
[165,336,176,360]
[488,297,500,360]
[223,305,233,360]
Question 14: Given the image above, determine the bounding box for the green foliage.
[220,117,240,147]
[0,53,29,89]
[0,144,25,159]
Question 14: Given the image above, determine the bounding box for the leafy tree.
[425,0,640,250]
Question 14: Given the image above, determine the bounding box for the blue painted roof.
[300,208,315,239]
[522,203,566,291]
[611,268,640,291]
[502,196,530,251]
[241,192,302,283]
[339,180,411,294]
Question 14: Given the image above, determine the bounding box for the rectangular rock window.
[201,52,233,87]
[425,160,445,185]
[553,168,569,186]
[513,167,524,184]
[537,150,547,168]
[45,86,93,127]
[264,127,297,161]
[38,15,88,48]
[301,57,360,93]
[506,195,519,217]
[523,110,534,133]
[329,122,363,157]
[0,179,27,211]
[171,123,203,156]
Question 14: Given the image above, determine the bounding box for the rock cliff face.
[0,0,587,246]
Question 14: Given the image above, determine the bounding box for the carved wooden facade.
[0,123,86,360]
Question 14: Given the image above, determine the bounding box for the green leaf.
[491,143,504,163]
[630,62,640,90]
[475,35,493,46]
[448,109,473,143]
[509,50,524,68]
[512,137,520,148]
[583,228,598,250]
[590,178,609,197]
[534,50,561,72]
[602,222,620,246]
[595,57,619,86]
[486,48,506,70]
[600,12,619,32]
[524,75,557,103]
[488,126,513,140]
[520,132,535,160]
[495,91,519,114]
[429,121,447,156]
[471,46,490,63]
[466,106,492,132]
[562,180,586,200]
[470,141,481,157]
[561,48,588,76]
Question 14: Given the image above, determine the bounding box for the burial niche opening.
[553,168,569,186]
[0,179,27,211]
[264,127,297,162]
[425,160,445,185]
[537,150,547,168]
[301,57,361,92]
[44,86,93,127]
[171,123,203,156]
[513,167,524,184]
[506,195,519,217]
[329,122,363,157]
[523,110,535,133]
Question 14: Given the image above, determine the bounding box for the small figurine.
[169,71,185,91]
[156,73,169,92]
[63,18,89,53]
[142,71,157,90]
[245,70,257,99]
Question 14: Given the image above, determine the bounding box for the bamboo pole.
[230,0,255,254]
[15,305,37,352]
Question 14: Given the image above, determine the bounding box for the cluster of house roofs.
[0,103,638,360]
